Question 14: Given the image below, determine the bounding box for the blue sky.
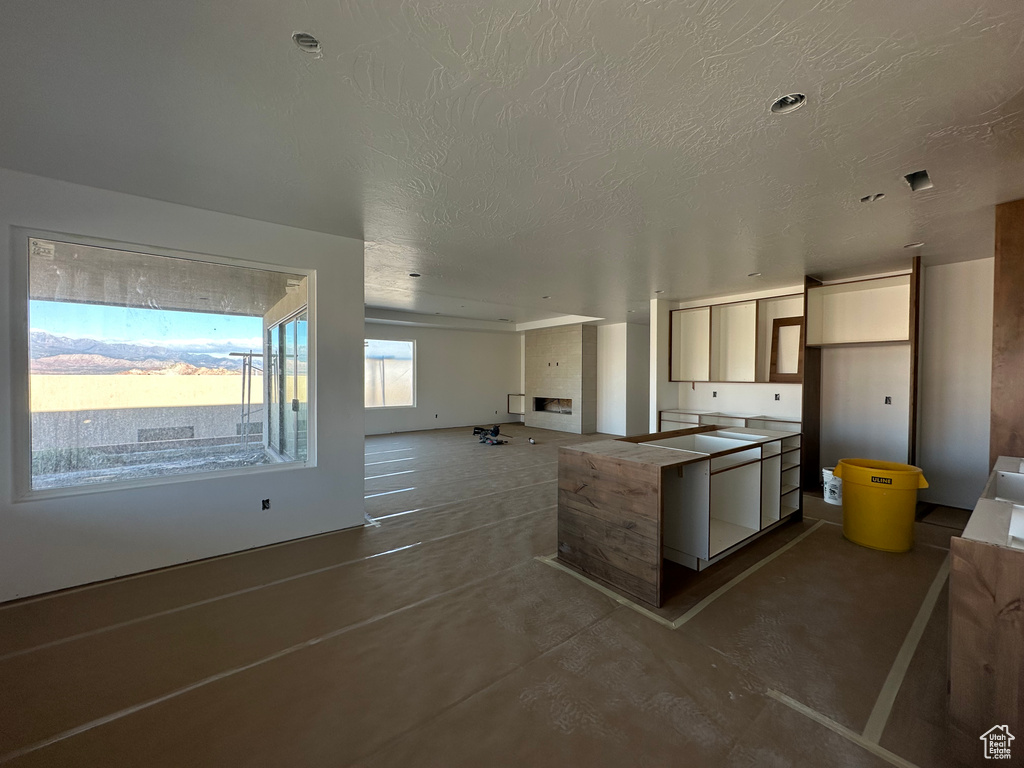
[30,300,263,357]
[365,339,413,360]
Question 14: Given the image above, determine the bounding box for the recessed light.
[860,193,885,203]
[292,32,321,54]
[748,272,761,278]
[408,273,421,278]
[770,93,806,114]
[904,242,925,249]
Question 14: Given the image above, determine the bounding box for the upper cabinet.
[805,274,911,345]
[710,301,757,382]
[670,294,803,383]
[670,306,711,381]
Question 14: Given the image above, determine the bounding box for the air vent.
[860,193,885,203]
[770,93,806,114]
[904,170,933,192]
[292,32,321,54]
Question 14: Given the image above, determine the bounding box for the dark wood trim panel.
[908,255,921,465]
[769,316,803,383]
[801,276,823,491]
[991,198,1024,465]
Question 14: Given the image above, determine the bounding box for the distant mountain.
[30,331,247,373]
[30,354,240,375]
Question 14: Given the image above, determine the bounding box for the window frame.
[10,227,318,502]
[363,338,417,410]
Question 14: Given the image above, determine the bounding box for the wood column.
[801,276,822,490]
[991,199,1024,466]
[908,255,921,465]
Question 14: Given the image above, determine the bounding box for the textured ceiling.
[2,0,1023,325]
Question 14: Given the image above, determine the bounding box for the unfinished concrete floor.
[0,426,968,766]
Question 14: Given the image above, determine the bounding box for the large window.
[364,339,415,408]
[20,234,314,494]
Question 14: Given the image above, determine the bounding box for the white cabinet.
[657,429,802,570]
[806,275,911,345]
[671,307,710,381]
[709,301,756,382]
[671,294,803,383]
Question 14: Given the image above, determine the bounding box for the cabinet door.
[671,307,710,381]
[710,301,756,382]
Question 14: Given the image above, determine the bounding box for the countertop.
[562,427,795,470]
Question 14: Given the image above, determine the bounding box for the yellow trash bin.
[833,459,928,552]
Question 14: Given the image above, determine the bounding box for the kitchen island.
[557,424,802,607]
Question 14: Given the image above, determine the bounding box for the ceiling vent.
[292,32,321,54]
[770,93,806,114]
[860,193,885,203]
[904,170,933,192]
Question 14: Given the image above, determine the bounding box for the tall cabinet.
[801,259,921,489]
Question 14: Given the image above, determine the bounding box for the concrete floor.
[0,425,969,766]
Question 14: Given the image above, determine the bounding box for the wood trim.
[990,198,1024,465]
[908,255,921,465]
[806,272,913,288]
[616,424,716,443]
[805,339,911,349]
[769,316,803,383]
[668,303,676,382]
[801,276,823,492]
[754,299,763,382]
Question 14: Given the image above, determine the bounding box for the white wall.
[0,168,366,601]
[678,382,803,419]
[625,323,650,435]
[597,324,627,435]
[364,322,522,435]
[820,345,912,467]
[918,259,994,508]
[598,322,651,436]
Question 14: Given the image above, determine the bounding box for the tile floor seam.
[0,559,534,765]
[766,689,921,768]
[363,459,559,495]
[0,506,555,662]
[861,554,951,744]
[343,607,620,768]
[368,478,555,522]
[535,520,826,631]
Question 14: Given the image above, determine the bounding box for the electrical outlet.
[261,499,271,510]
[774,393,781,401]
[885,396,892,405]
[712,391,717,398]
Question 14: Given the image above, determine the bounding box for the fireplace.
[534,397,572,415]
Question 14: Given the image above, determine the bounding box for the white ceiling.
[2,0,1023,326]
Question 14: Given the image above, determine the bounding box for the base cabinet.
[659,430,801,571]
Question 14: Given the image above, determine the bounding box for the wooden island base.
[557,424,802,607]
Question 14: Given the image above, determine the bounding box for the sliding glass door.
[267,310,308,461]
